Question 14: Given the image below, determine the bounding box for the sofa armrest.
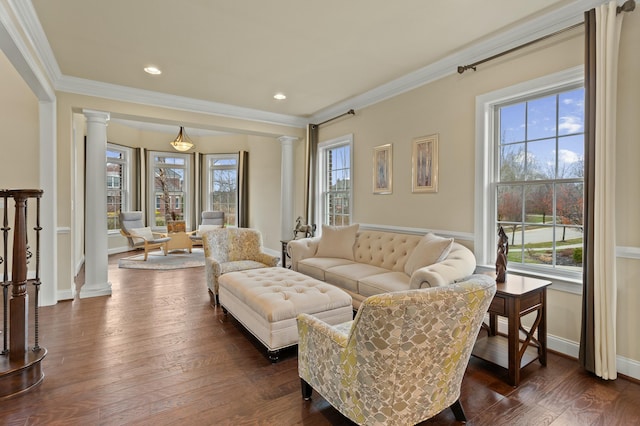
[205,257,221,292]
[297,313,350,349]
[287,237,321,271]
[409,243,477,289]
[254,252,280,267]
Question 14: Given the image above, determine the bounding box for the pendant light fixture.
[170,126,194,152]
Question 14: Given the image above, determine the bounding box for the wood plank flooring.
[1,252,639,425]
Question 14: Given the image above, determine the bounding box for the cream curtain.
[580,0,625,380]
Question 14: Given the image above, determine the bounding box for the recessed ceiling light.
[144,66,162,75]
[273,93,286,100]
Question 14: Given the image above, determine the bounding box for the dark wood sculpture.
[496,226,509,283]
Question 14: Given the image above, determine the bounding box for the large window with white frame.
[205,153,238,227]
[106,144,133,232]
[148,151,192,228]
[475,67,584,282]
[318,135,353,228]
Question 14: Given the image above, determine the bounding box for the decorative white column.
[279,136,298,240]
[80,109,111,298]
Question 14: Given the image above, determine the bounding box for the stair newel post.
[9,191,29,362]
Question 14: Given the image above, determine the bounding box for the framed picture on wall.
[373,143,392,194]
[411,134,438,193]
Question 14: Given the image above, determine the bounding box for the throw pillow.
[404,233,454,275]
[316,224,359,261]
[197,224,222,236]
[129,227,154,241]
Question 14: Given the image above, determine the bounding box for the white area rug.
[118,248,205,270]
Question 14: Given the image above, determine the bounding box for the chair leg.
[301,379,312,401]
[450,399,467,422]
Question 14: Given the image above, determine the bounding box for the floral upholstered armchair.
[297,274,496,425]
[202,228,279,306]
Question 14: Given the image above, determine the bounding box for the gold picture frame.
[411,134,438,193]
[373,144,392,194]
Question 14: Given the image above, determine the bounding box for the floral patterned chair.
[297,274,496,425]
[203,228,280,306]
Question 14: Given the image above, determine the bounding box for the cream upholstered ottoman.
[218,267,353,362]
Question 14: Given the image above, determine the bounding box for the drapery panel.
[580,0,625,380]
[238,150,249,228]
[305,124,319,227]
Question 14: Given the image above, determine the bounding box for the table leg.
[539,289,547,366]
[507,297,521,387]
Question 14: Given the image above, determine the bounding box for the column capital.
[82,109,110,124]
[278,135,299,146]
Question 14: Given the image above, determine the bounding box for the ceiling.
[27,0,587,125]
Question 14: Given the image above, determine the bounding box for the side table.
[167,231,193,253]
[472,273,552,386]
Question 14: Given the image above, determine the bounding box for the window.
[205,154,238,227]
[476,67,584,282]
[318,135,353,227]
[148,152,192,228]
[106,144,132,231]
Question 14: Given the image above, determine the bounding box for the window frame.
[147,151,193,229]
[317,134,353,230]
[475,66,584,290]
[106,143,133,233]
[204,153,239,227]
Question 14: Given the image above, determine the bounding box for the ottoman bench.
[218,267,353,362]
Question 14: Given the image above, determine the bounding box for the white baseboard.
[57,288,75,301]
[492,316,639,381]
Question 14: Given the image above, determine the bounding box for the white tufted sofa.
[288,227,477,309]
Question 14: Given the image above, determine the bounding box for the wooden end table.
[166,231,193,253]
[472,273,552,386]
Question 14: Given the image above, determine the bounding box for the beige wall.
[0,50,41,278]
[316,16,640,367]
[0,52,39,188]
[2,9,638,373]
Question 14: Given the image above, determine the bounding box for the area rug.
[118,248,205,270]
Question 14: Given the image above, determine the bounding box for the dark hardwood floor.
[1,251,639,425]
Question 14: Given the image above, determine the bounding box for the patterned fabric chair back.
[297,274,496,425]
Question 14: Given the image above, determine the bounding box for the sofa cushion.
[324,263,389,294]
[298,257,355,281]
[358,272,411,298]
[404,233,454,275]
[129,227,154,241]
[316,224,359,261]
[219,260,268,275]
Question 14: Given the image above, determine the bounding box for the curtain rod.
[457,0,635,75]
[313,109,355,128]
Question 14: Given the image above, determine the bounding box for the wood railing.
[0,189,47,399]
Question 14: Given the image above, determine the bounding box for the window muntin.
[149,152,191,228]
[318,136,352,228]
[106,145,131,231]
[495,86,584,274]
[205,154,238,227]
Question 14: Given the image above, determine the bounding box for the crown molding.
[0,0,55,101]
[56,75,309,128]
[14,0,610,128]
[9,0,61,82]
[309,0,607,124]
